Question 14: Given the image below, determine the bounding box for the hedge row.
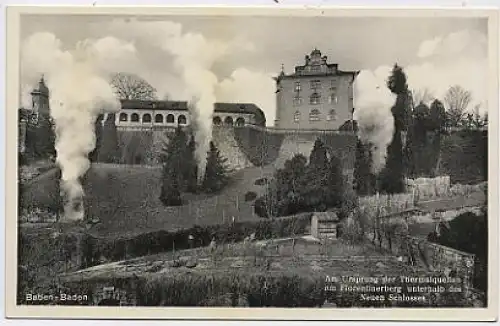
[18,213,312,269]
[58,269,473,307]
[91,213,312,264]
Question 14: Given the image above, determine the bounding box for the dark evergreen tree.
[25,113,56,160]
[354,140,375,195]
[380,64,409,193]
[406,103,430,177]
[89,114,103,162]
[276,154,308,215]
[159,161,183,206]
[98,114,120,163]
[184,135,198,193]
[309,138,329,170]
[379,130,405,194]
[202,141,230,193]
[326,153,344,208]
[159,126,186,206]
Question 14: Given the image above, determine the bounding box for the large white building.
[275,49,358,130]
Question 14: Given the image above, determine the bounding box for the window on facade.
[119,113,128,122]
[166,114,175,123]
[293,111,301,123]
[310,92,321,105]
[213,116,222,125]
[142,114,152,123]
[178,115,187,125]
[293,96,303,106]
[236,117,245,127]
[311,65,321,73]
[131,113,139,122]
[328,92,338,104]
[224,116,234,126]
[155,114,163,123]
[327,109,336,121]
[309,109,321,121]
[310,80,321,89]
[294,81,301,92]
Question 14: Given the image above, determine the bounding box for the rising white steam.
[217,68,276,126]
[21,32,122,221]
[353,66,396,174]
[106,19,235,180]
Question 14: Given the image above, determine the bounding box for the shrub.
[254,178,268,186]
[254,196,269,218]
[244,191,257,202]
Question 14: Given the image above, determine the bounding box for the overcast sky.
[20,14,489,124]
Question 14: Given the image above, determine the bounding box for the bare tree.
[411,88,435,107]
[110,73,158,101]
[444,85,472,128]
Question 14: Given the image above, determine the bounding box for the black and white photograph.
[5,6,498,321]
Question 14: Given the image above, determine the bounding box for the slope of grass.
[20,163,278,237]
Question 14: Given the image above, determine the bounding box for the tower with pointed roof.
[274,49,359,130]
[30,75,50,119]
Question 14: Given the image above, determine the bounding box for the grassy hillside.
[20,163,277,237]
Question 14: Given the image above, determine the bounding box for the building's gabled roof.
[278,69,360,80]
[119,99,188,111]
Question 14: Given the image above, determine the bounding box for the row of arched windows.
[213,116,246,127]
[119,112,187,125]
[294,109,337,122]
[118,112,247,127]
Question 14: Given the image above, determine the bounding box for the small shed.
[311,211,340,239]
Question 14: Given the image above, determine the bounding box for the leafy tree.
[202,141,230,193]
[260,144,346,217]
[444,85,472,128]
[110,72,158,101]
[429,99,447,133]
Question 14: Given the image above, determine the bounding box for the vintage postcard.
[4,5,499,321]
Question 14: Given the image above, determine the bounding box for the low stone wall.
[406,176,487,202]
[359,193,415,222]
[364,230,476,292]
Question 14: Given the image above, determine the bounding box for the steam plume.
[106,19,233,180]
[21,32,122,221]
[353,66,396,174]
